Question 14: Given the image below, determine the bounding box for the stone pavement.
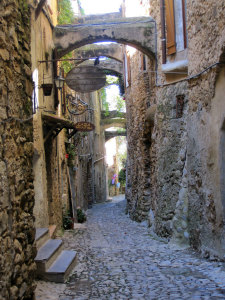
[35,195,225,300]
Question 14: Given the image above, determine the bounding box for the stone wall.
[186,0,225,258]
[72,91,107,210]
[125,51,153,221]
[125,0,225,258]
[0,1,36,299]
[150,0,225,256]
[151,82,188,239]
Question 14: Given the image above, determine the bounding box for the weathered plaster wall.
[31,3,56,228]
[72,91,107,211]
[31,0,71,230]
[93,92,107,203]
[0,1,36,299]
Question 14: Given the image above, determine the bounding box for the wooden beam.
[68,129,77,139]
[44,125,58,144]
[42,112,76,129]
[52,127,64,138]
[35,0,47,20]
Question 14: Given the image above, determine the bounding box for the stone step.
[44,250,78,283]
[35,228,49,250]
[35,239,63,277]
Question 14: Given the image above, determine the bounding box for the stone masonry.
[125,0,225,259]
[0,1,36,299]
[35,197,225,300]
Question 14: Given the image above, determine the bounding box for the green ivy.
[106,75,119,85]
[62,210,73,230]
[77,0,85,15]
[61,52,74,74]
[100,88,110,116]
[77,208,86,223]
[118,168,126,187]
[58,0,74,25]
[66,143,77,166]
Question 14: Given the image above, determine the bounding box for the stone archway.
[73,43,124,63]
[78,58,123,75]
[105,130,127,142]
[53,16,156,58]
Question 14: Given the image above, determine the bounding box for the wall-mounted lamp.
[54,75,65,90]
[55,75,65,113]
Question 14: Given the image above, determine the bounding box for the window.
[124,53,131,88]
[32,69,39,113]
[140,53,147,71]
[162,0,187,58]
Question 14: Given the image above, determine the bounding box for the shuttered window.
[165,0,176,55]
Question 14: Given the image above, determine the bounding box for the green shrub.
[77,208,86,223]
[62,211,73,230]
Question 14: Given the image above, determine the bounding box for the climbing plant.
[57,0,75,73]
[61,52,74,73]
[100,75,125,116]
[100,88,110,116]
[58,0,74,25]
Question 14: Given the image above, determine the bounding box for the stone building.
[0,1,36,299]
[30,0,108,228]
[1,0,225,297]
[124,0,225,259]
[0,0,110,297]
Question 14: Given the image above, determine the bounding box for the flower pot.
[41,83,53,96]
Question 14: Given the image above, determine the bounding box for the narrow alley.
[36,196,225,300]
[1,1,225,299]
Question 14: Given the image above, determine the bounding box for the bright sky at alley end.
[76,0,122,14]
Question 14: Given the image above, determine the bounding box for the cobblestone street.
[36,196,225,300]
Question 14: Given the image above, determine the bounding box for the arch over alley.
[105,130,127,142]
[73,43,124,63]
[78,58,123,75]
[53,16,156,58]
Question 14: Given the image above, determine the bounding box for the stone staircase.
[35,228,77,283]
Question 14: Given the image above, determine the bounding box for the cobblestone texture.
[36,196,225,300]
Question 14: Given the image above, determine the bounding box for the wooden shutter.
[165,0,176,55]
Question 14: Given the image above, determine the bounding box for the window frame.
[161,0,187,63]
